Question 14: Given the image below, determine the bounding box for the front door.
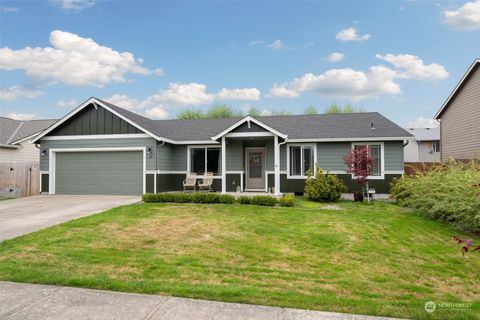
[246,148,265,190]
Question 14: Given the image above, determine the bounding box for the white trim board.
[287,137,411,142]
[48,147,146,195]
[41,134,151,140]
[211,116,287,140]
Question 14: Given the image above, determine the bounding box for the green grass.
[0,200,479,319]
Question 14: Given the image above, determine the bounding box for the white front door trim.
[245,147,266,192]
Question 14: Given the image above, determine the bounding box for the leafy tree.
[343,146,374,201]
[343,104,355,113]
[247,107,261,117]
[304,105,318,115]
[206,104,242,118]
[324,103,342,114]
[272,110,292,116]
[177,109,205,119]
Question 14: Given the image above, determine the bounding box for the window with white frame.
[190,147,221,175]
[289,145,315,176]
[353,143,382,176]
[432,141,440,153]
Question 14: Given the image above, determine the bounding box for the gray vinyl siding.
[55,151,143,195]
[171,145,187,171]
[384,141,404,171]
[226,140,243,171]
[439,65,480,160]
[39,137,156,171]
[156,143,172,171]
[266,140,274,171]
[232,122,267,133]
[316,142,351,171]
[50,104,142,136]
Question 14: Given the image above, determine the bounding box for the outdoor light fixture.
[41,149,47,156]
[146,147,152,156]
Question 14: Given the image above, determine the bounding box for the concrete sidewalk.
[0,281,399,320]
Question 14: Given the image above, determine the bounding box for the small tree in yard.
[343,145,374,202]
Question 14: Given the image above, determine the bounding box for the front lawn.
[0,200,478,319]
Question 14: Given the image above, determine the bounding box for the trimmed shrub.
[390,160,480,232]
[218,194,235,204]
[279,194,296,207]
[238,196,251,205]
[304,167,347,202]
[250,195,277,206]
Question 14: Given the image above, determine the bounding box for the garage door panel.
[55,151,143,195]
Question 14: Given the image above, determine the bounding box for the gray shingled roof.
[98,98,412,142]
[405,127,440,141]
[0,117,57,146]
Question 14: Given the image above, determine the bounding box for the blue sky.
[1,0,479,128]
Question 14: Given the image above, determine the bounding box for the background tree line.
[177,103,366,119]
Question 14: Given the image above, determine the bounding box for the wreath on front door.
[250,153,261,164]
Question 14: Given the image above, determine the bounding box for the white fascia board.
[211,116,287,140]
[434,59,480,119]
[287,137,411,142]
[9,132,42,145]
[41,134,151,141]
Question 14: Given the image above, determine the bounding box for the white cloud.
[267,85,300,98]
[57,98,78,108]
[270,54,449,100]
[49,0,95,11]
[0,30,160,87]
[336,27,371,41]
[270,66,400,100]
[6,112,37,121]
[376,54,448,80]
[216,88,261,100]
[327,52,345,62]
[407,117,439,128]
[0,86,42,101]
[443,0,480,30]
[267,39,284,50]
[1,6,19,12]
[143,107,168,120]
[146,82,215,107]
[104,83,260,119]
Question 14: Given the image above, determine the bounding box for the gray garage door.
[55,151,143,195]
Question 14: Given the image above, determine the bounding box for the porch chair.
[183,173,197,192]
[198,172,214,192]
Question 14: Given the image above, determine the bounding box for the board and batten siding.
[49,103,142,136]
[39,137,157,171]
[439,64,480,160]
[226,139,243,171]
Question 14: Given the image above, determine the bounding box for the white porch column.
[221,136,226,193]
[274,135,281,195]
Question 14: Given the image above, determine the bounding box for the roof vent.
[370,122,375,129]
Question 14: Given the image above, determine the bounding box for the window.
[353,143,383,177]
[190,147,221,175]
[432,141,440,153]
[289,145,315,176]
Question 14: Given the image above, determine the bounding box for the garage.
[54,151,144,195]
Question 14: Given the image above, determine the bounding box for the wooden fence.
[0,162,40,198]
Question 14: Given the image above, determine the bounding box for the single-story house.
[435,58,480,161]
[404,127,440,162]
[33,97,412,196]
[1,117,57,162]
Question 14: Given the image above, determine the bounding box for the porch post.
[274,135,281,195]
[221,136,226,194]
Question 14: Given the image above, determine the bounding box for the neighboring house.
[0,117,57,162]
[33,97,412,196]
[404,127,440,162]
[435,58,480,161]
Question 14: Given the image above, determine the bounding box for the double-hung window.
[288,145,315,177]
[189,147,221,175]
[352,143,383,178]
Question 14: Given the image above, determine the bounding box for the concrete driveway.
[0,195,140,241]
